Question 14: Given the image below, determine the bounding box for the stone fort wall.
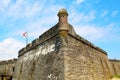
[13,8,112,80]
[13,25,65,80]
[0,9,120,80]
[13,28,112,80]
[0,59,120,79]
[0,59,17,80]
[0,58,120,79]
[64,33,112,80]
[109,59,120,76]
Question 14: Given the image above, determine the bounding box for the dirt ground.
[111,78,120,80]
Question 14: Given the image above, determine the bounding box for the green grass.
[113,75,120,78]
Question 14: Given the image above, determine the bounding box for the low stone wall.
[109,59,120,76]
[0,59,17,80]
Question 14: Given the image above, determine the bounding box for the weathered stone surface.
[64,34,112,80]
[109,59,120,76]
[13,35,65,80]
[0,59,17,80]
[13,8,112,80]
[0,8,120,80]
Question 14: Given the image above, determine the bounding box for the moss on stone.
[113,75,120,78]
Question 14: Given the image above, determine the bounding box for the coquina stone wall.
[63,34,112,80]
[12,9,113,80]
[13,24,65,80]
[109,59,120,76]
[0,59,17,80]
[1,9,119,80]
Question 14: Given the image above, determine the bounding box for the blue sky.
[0,0,120,60]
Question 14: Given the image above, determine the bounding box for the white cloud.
[7,0,44,18]
[0,0,11,12]
[83,10,96,22]
[69,9,84,24]
[25,2,41,17]
[26,15,57,38]
[17,5,63,39]
[2,0,11,7]
[76,0,85,4]
[111,10,118,17]
[101,10,108,18]
[0,38,24,60]
[69,10,96,25]
[75,25,105,41]
[74,23,117,42]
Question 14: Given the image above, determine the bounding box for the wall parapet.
[0,58,17,65]
[18,24,59,57]
[68,33,107,55]
[18,23,107,57]
[109,59,120,62]
[109,59,120,76]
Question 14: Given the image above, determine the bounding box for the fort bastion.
[0,9,120,80]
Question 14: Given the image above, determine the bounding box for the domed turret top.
[57,8,68,16]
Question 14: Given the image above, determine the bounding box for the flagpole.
[22,31,28,46]
[26,32,28,46]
